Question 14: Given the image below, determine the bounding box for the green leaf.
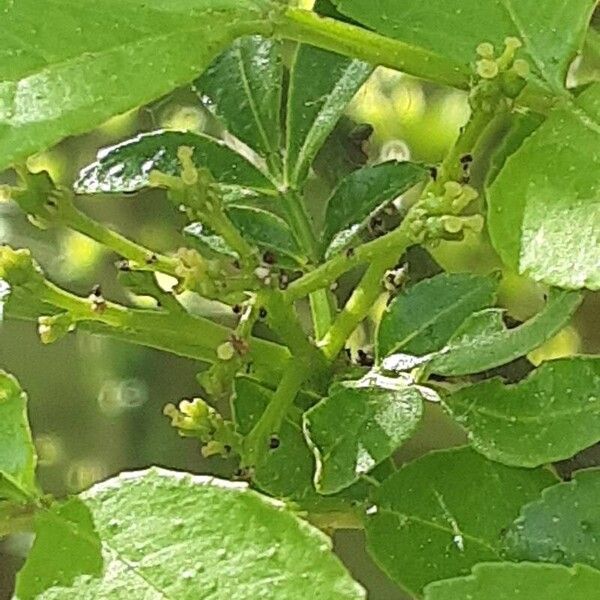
[331,0,596,91]
[2,287,57,323]
[505,469,600,568]
[424,562,600,599]
[312,116,372,189]
[234,377,324,506]
[36,468,365,599]
[377,272,499,360]
[286,44,372,187]
[0,371,37,499]
[228,205,305,264]
[233,377,377,511]
[486,112,544,187]
[303,378,424,494]
[322,161,428,257]
[488,83,600,290]
[195,36,283,168]
[365,447,556,596]
[445,357,600,467]
[0,0,271,171]
[74,131,273,194]
[186,205,305,266]
[184,222,240,259]
[16,499,103,600]
[429,290,582,376]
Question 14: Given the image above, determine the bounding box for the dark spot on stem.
[262,250,276,265]
[357,349,374,367]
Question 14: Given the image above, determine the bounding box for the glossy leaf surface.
[322,161,428,257]
[195,36,283,165]
[488,83,600,290]
[286,44,372,186]
[303,378,423,494]
[75,131,273,194]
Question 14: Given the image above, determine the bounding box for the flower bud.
[476,59,499,79]
[476,42,495,58]
[0,247,43,288]
[38,313,74,344]
[217,341,236,361]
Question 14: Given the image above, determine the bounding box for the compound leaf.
[286,44,372,187]
[195,36,283,167]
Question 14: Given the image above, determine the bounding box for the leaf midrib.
[376,507,500,555]
[234,42,280,167]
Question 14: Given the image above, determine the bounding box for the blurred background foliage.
[1,8,599,597]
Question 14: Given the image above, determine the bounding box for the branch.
[273,8,471,90]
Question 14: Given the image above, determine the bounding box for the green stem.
[60,199,253,301]
[274,8,470,90]
[61,202,178,275]
[241,290,329,459]
[284,224,413,302]
[38,280,290,381]
[320,258,388,360]
[280,189,335,335]
[202,201,258,264]
[263,290,327,377]
[242,360,308,467]
[434,109,492,191]
[281,189,320,263]
[309,288,336,340]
